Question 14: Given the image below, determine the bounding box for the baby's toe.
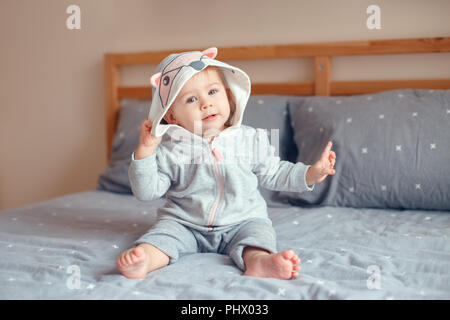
[134,246,144,257]
[281,250,295,260]
[130,253,139,264]
[118,253,128,267]
[125,252,134,265]
[132,250,145,264]
[282,250,301,265]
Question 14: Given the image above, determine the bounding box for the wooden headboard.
[104,37,450,158]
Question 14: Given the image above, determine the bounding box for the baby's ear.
[163,109,176,124]
[202,47,218,59]
[150,72,161,88]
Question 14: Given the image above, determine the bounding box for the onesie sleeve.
[252,128,314,193]
[128,149,172,201]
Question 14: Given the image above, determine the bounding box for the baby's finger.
[323,141,333,153]
[140,119,149,131]
[142,120,154,134]
[330,156,336,167]
[320,142,333,161]
[326,164,336,174]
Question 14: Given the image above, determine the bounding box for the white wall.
[1,0,449,209]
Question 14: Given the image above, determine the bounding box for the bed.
[1,37,450,300]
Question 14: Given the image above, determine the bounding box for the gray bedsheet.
[0,190,449,299]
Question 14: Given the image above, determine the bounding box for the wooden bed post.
[315,56,331,96]
[104,54,120,161]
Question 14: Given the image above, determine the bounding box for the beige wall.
[1,0,449,210]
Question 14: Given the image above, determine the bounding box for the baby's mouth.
[202,113,218,121]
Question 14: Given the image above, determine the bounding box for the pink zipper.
[207,139,223,231]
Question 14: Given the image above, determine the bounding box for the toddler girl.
[116,47,336,280]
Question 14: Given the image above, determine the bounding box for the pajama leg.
[134,219,198,265]
[223,218,278,271]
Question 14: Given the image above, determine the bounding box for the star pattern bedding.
[1,190,449,299]
[2,90,449,300]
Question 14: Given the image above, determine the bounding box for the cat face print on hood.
[148,47,251,137]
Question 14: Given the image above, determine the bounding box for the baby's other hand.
[305,141,336,187]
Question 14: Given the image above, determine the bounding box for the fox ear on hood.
[150,72,162,88]
[202,47,218,59]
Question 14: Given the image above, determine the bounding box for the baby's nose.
[201,101,213,109]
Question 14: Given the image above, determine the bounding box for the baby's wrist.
[135,145,157,160]
[305,167,315,187]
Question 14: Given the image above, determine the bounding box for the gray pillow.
[242,95,302,163]
[97,99,148,193]
[280,89,450,211]
[242,95,304,206]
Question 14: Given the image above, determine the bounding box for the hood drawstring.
[208,136,224,161]
[211,148,223,161]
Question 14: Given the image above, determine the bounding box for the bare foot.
[243,249,301,280]
[116,246,149,279]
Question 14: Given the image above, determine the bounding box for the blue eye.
[209,89,217,95]
[186,96,197,103]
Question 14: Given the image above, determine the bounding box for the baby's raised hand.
[135,119,162,160]
[305,141,336,187]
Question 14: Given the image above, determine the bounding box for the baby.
[117,47,336,280]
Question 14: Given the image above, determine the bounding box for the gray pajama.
[129,124,314,271]
[135,217,277,271]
